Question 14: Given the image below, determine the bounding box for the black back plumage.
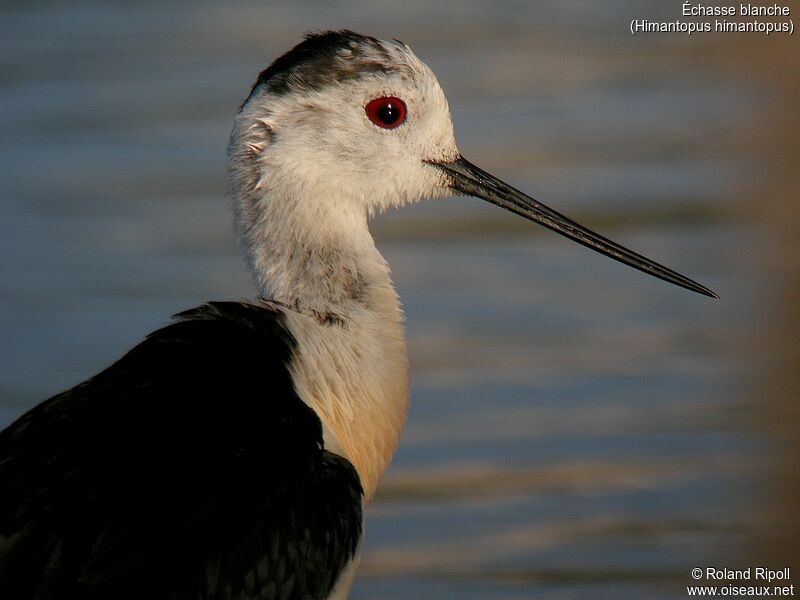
[0,302,362,600]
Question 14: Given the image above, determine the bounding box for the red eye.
[365,96,407,129]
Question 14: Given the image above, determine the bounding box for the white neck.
[243,191,383,322]
[228,115,410,500]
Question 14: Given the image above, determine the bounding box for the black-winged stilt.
[0,30,716,600]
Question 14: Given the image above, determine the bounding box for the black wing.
[0,302,362,600]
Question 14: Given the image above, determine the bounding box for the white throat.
[228,112,410,500]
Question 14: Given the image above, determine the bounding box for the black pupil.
[377,102,400,125]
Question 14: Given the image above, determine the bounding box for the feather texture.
[0,302,362,600]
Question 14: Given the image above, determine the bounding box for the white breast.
[280,272,410,501]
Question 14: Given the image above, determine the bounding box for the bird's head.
[231,30,457,217]
[230,30,716,298]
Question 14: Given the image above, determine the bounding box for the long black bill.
[430,156,717,298]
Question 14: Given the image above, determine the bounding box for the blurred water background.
[1,2,798,599]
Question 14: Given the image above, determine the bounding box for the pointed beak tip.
[429,156,719,301]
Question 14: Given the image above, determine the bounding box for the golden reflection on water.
[742,32,800,569]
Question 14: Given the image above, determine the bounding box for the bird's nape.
[429,156,718,298]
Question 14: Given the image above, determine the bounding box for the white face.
[229,33,717,301]
[234,39,460,217]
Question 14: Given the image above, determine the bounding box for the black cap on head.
[241,30,400,108]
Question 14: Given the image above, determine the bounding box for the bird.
[0,30,717,600]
